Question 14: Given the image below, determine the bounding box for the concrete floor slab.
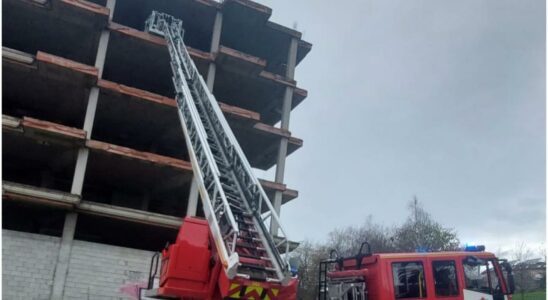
[74,212,178,250]
[103,23,211,97]
[3,50,92,128]
[2,0,107,65]
[95,76,302,169]
[221,0,311,75]
[214,60,308,125]
[94,80,188,160]
[104,22,308,125]
[3,130,79,192]
[82,142,192,217]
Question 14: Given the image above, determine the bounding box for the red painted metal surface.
[329,251,512,300]
[155,217,295,299]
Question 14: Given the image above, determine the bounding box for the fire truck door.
[429,259,461,300]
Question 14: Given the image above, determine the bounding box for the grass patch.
[514,290,546,300]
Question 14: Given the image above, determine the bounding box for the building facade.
[2,0,311,298]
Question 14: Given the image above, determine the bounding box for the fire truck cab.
[319,243,515,300]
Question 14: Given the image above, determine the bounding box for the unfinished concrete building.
[2,0,311,298]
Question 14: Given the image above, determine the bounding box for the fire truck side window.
[392,261,427,299]
[432,260,459,296]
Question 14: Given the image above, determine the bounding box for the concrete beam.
[1,180,182,229]
[22,116,87,142]
[2,115,22,132]
[219,102,260,121]
[2,115,86,149]
[36,51,98,85]
[77,201,182,229]
[86,140,192,171]
[107,22,213,63]
[2,181,80,208]
[2,46,35,64]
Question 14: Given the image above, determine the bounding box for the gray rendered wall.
[2,230,155,300]
[63,240,153,299]
[2,230,61,300]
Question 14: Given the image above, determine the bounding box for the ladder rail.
[146,11,292,283]
[193,52,292,276]
[147,12,241,275]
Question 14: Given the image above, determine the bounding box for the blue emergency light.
[463,244,485,252]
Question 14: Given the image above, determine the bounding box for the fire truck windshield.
[463,257,505,298]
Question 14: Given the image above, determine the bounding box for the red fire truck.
[319,243,515,300]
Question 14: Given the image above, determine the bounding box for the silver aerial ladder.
[144,11,292,285]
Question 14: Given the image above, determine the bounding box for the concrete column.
[187,10,223,216]
[54,2,116,299]
[270,37,298,235]
[50,212,77,300]
[70,1,113,196]
[205,11,222,91]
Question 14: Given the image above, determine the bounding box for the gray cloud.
[260,0,545,253]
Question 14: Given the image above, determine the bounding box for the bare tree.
[512,242,535,300]
[392,199,459,252]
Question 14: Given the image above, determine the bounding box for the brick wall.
[2,229,61,300]
[63,240,154,300]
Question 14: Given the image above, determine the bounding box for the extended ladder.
[145,11,292,284]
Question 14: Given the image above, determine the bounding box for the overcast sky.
[256,0,546,256]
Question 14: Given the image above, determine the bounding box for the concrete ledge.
[59,0,110,18]
[22,116,87,141]
[2,115,23,133]
[266,21,301,39]
[3,181,80,208]
[77,201,182,229]
[86,140,193,171]
[223,0,272,16]
[108,22,166,47]
[218,102,260,121]
[98,79,176,107]
[259,70,297,87]
[108,22,214,63]
[259,179,298,204]
[3,115,86,146]
[36,51,98,85]
[2,47,35,64]
[216,45,266,76]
